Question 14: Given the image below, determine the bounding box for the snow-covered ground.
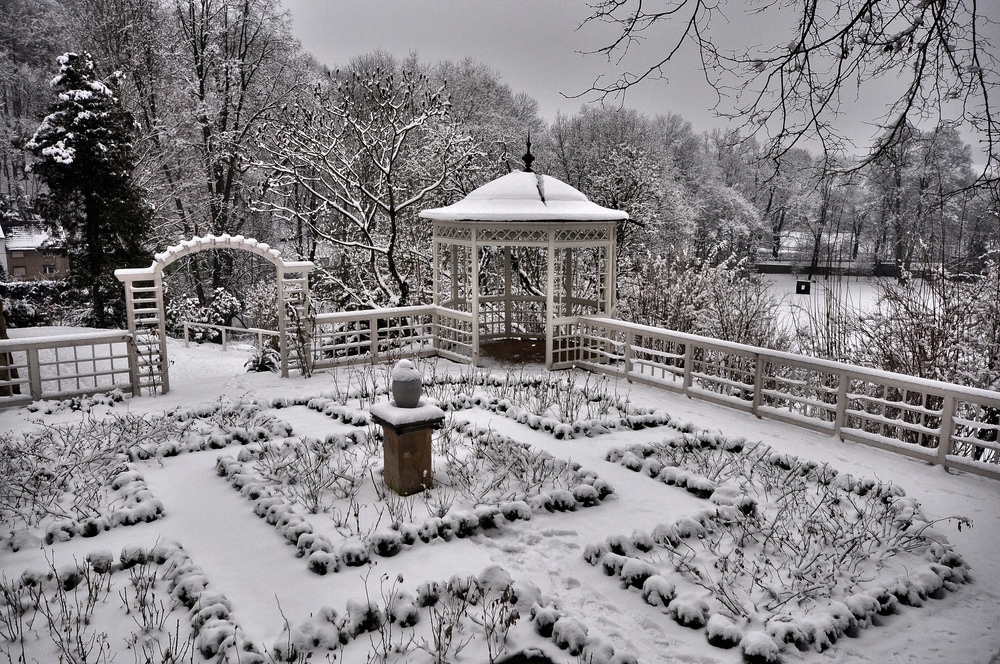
[2,334,999,664]
[764,274,880,310]
[764,274,882,334]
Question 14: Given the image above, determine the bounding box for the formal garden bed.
[0,359,981,664]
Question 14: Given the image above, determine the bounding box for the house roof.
[2,223,54,251]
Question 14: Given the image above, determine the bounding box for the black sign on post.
[795,280,811,295]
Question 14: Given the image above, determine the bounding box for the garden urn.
[391,359,422,408]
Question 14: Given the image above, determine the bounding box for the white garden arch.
[115,234,314,394]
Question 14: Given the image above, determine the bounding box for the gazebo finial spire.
[522,133,535,173]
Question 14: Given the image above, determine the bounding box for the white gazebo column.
[470,231,481,365]
[607,233,617,313]
[432,236,440,306]
[504,246,513,337]
[545,228,556,368]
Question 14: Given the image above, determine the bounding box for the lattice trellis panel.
[435,243,473,310]
[477,228,549,243]
[556,227,611,243]
[434,224,472,241]
[553,246,612,318]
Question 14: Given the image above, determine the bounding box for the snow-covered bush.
[669,593,710,628]
[0,280,70,327]
[641,575,676,608]
[740,631,781,664]
[339,539,370,567]
[245,347,280,373]
[529,603,562,637]
[551,616,589,655]
[706,614,744,648]
[619,558,658,589]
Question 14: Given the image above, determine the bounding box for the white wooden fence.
[3,311,997,482]
[311,305,473,370]
[302,307,1000,481]
[565,316,1000,481]
[182,321,279,351]
[0,331,139,408]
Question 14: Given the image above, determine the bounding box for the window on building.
[12,266,26,276]
[43,265,57,274]
[11,251,25,258]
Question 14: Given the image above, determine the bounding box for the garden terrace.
[1,339,998,664]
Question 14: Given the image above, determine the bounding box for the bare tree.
[580,0,999,183]
[0,0,70,222]
[255,53,476,308]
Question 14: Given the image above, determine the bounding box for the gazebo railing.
[0,331,139,408]
[311,305,474,369]
[567,315,1000,481]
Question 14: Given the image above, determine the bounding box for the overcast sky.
[281,0,723,130]
[281,1,998,166]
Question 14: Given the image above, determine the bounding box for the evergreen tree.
[26,52,151,328]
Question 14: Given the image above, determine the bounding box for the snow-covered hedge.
[588,429,972,662]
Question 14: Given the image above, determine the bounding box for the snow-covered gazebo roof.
[420,171,628,222]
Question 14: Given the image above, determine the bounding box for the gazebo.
[420,154,628,367]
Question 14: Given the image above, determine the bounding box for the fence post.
[431,307,440,355]
[834,370,849,439]
[184,323,190,348]
[938,395,957,472]
[624,328,634,381]
[221,327,227,352]
[126,335,141,397]
[751,353,764,418]
[370,315,378,361]
[27,347,42,401]
[683,343,694,396]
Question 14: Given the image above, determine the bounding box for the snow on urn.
[391,359,422,408]
[370,359,445,496]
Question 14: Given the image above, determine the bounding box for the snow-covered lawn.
[1,334,998,664]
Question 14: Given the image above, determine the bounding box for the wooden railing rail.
[182,321,278,351]
[0,331,138,408]
[569,316,1000,481]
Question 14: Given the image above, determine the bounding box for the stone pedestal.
[370,400,445,496]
